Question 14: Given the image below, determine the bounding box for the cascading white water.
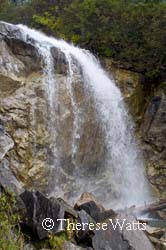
[15,23,153,208]
[65,53,82,163]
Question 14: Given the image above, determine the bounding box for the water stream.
[14,24,153,208]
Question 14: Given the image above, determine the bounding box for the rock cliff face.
[0,22,104,198]
[0,21,165,203]
[141,88,166,199]
[0,22,47,191]
[104,59,166,199]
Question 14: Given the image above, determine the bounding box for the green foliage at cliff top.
[0,0,166,80]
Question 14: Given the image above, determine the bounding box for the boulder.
[146,224,166,250]
[92,224,130,250]
[149,236,166,250]
[75,193,116,222]
[20,190,77,239]
[146,225,165,238]
[76,210,95,242]
[92,215,155,250]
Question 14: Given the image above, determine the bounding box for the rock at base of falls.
[74,192,116,222]
[91,218,155,250]
[20,190,77,239]
[104,58,166,200]
[18,191,158,250]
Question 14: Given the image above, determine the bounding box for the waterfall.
[15,24,153,208]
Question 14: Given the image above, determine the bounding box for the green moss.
[48,232,67,250]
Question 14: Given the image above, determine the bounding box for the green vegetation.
[48,232,67,250]
[0,0,166,81]
[0,190,24,250]
[32,232,67,250]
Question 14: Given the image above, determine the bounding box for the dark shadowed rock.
[20,190,77,239]
[76,210,95,242]
[57,197,78,218]
[75,193,105,209]
[51,47,68,75]
[5,37,42,75]
[0,22,42,75]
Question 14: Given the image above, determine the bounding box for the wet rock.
[0,21,105,200]
[75,192,116,222]
[20,190,77,239]
[149,235,166,250]
[0,22,41,76]
[75,193,105,210]
[146,225,165,238]
[104,58,146,121]
[51,47,68,75]
[105,58,166,199]
[145,224,166,250]
[4,37,42,75]
[141,90,166,198]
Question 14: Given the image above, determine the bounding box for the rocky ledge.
[11,190,166,250]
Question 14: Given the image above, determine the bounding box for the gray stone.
[20,190,77,240]
[63,242,92,250]
[92,215,155,250]
[0,158,23,193]
[0,132,14,160]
